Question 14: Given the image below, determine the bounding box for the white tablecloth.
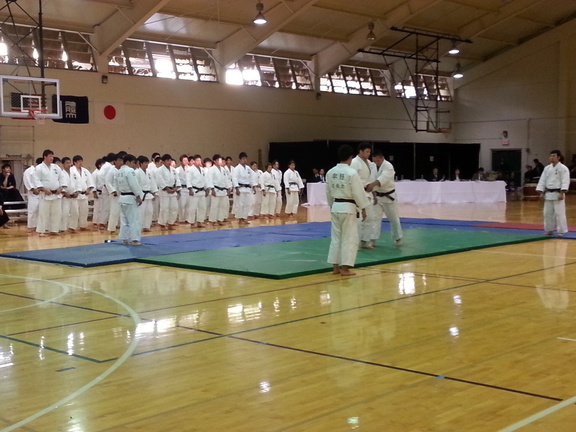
[306,181,506,205]
[307,182,328,206]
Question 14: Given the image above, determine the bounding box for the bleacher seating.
[3,200,28,219]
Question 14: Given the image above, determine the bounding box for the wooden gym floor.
[2,198,576,432]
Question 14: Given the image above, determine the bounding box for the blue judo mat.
[0,223,332,267]
[0,218,569,267]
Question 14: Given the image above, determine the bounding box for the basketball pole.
[38,0,44,79]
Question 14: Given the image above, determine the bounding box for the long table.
[306,180,507,205]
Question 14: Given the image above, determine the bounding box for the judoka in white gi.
[35,149,65,236]
[136,156,158,232]
[23,158,42,233]
[366,150,403,246]
[206,154,230,225]
[116,154,144,245]
[60,157,77,232]
[536,149,570,236]
[232,152,254,224]
[91,158,105,229]
[155,154,181,230]
[350,142,379,249]
[283,161,304,217]
[186,154,208,228]
[147,155,162,224]
[70,155,94,231]
[106,154,124,234]
[272,160,283,217]
[175,155,189,223]
[326,145,370,276]
[260,163,276,218]
[97,153,115,230]
[250,161,262,218]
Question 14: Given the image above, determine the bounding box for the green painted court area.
[136,228,548,279]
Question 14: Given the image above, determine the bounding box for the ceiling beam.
[91,0,170,58]
[457,0,548,40]
[310,0,443,78]
[81,0,133,7]
[311,2,387,20]
[211,0,320,71]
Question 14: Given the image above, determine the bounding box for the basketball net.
[28,109,46,125]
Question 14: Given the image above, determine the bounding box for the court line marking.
[557,337,576,342]
[0,334,101,363]
[172,328,563,402]
[0,275,71,314]
[129,265,560,360]
[95,245,575,362]
[498,395,576,432]
[0,274,141,432]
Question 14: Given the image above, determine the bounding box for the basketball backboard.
[0,75,61,119]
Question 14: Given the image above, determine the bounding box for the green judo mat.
[136,228,548,279]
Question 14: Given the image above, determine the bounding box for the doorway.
[492,149,522,189]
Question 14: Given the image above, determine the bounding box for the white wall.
[0,65,451,170]
[453,18,576,172]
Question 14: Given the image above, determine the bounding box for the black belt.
[546,188,562,192]
[121,192,134,196]
[266,185,276,190]
[334,198,356,204]
[193,187,205,192]
[289,182,298,186]
[376,189,395,201]
[142,190,151,199]
[96,189,102,193]
[181,184,187,188]
[238,183,251,188]
[214,186,227,191]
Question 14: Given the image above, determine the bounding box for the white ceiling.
[1,0,575,76]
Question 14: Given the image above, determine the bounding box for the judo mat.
[472,222,576,233]
[0,223,332,267]
[136,228,548,279]
[0,219,555,270]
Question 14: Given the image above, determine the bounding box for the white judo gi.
[135,167,157,230]
[69,165,94,230]
[536,160,570,234]
[272,167,283,215]
[206,165,229,223]
[175,164,188,222]
[373,158,403,243]
[260,170,276,217]
[350,155,378,244]
[232,163,254,220]
[186,164,208,224]
[98,161,113,227]
[155,164,180,226]
[35,161,64,234]
[23,165,41,230]
[105,166,120,232]
[117,164,144,243]
[283,168,304,215]
[326,163,370,268]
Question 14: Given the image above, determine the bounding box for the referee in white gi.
[536,149,570,236]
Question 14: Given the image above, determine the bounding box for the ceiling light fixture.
[253,1,267,25]
[367,22,376,42]
[448,42,459,55]
[452,63,463,79]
